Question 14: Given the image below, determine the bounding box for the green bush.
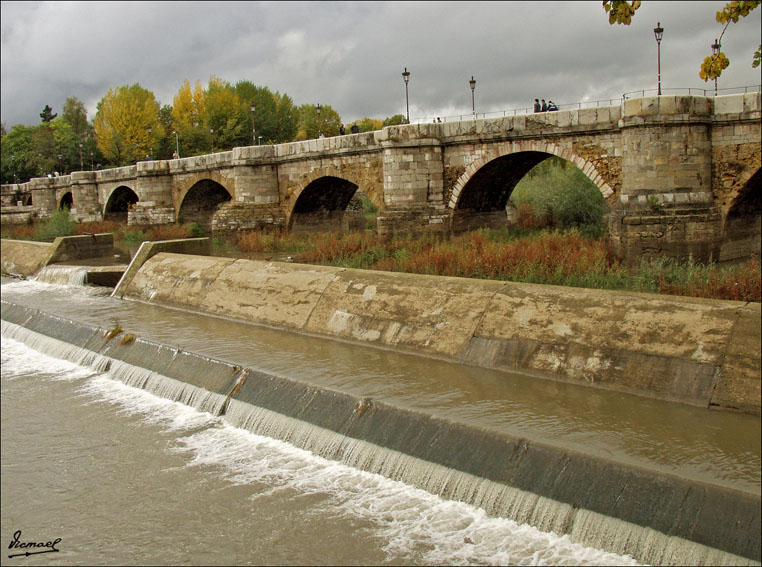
[187,222,205,238]
[510,156,608,236]
[34,210,76,242]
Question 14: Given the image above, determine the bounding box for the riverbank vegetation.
[2,211,759,303]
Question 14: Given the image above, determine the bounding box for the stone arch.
[177,178,233,231]
[286,165,384,215]
[104,185,139,221]
[59,192,73,211]
[174,171,235,210]
[448,144,615,212]
[287,175,367,232]
[719,167,761,263]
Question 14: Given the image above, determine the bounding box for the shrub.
[34,210,76,242]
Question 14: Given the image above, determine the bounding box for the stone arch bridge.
[2,93,760,264]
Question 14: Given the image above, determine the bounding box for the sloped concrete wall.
[120,254,761,414]
[1,239,52,277]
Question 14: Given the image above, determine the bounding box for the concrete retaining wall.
[43,233,115,265]
[1,233,116,278]
[1,300,758,565]
[111,237,211,297]
[119,254,761,415]
[1,239,52,277]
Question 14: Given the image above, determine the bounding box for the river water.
[1,272,759,565]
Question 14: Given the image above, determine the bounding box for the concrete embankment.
[115,252,761,415]
[1,300,759,565]
[2,234,119,278]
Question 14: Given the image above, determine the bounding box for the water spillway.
[1,293,759,565]
[115,251,761,415]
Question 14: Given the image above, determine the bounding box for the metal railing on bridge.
[410,84,761,124]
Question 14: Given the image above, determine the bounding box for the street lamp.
[402,67,411,123]
[469,76,476,119]
[711,38,721,96]
[316,103,322,137]
[653,22,664,96]
[173,131,180,158]
[78,143,83,171]
[250,103,256,145]
[147,125,153,160]
[90,151,94,170]
[58,154,63,175]
[11,154,16,183]
[210,127,214,152]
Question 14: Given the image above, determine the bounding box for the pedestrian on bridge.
[533,99,541,113]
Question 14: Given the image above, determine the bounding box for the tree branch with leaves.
[602,0,760,81]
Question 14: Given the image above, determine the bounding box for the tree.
[349,117,383,133]
[383,114,407,127]
[94,83,163,166]
[171,79,207,156]
[234,81,299,144]
[40,105,57,123]
[602,0,761,81]
[62,97,88,141]
[272,92,299,143]
[205,76,249,151]
[296,103,341,140]
[157,104,175,160]
[1,125,36,183]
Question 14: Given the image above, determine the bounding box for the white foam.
[1,336,100,382]
[1,336,641,565]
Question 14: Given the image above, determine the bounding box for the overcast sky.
[2,1,760,128]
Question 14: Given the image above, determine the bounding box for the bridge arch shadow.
[720,167,761,263]
[288,175,380,233]
[448,147,614,233]
[104,185,139,222]
[178,179,232,231]
[59,192,73,211]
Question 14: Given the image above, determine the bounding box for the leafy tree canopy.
[383,114,408,127]
[603,0,761,81]
[94,83,163,166]
[296,103,342,140]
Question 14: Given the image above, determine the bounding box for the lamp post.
[469,76,476,119]
[653,22,664,96]
[173,131,180,158]
[78,143,83,171]
[147,125,153,160]
[58,154,63,175]
[210,127,214,152]
[90,151,94,170]
[402,67,410,123]
[250,103,256,145]
[711,38,721,96]
[316,103,322,137]
[11,154,16,184]
[258,136,263,146]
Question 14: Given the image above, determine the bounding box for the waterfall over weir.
[33,265,91,286]
[1,315,758,567]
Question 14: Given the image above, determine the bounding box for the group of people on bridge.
[534,98,558,112]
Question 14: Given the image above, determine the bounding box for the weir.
[1,300,759,565]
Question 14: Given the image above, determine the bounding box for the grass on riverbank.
[231,228,760,302]
[2,215,759,302]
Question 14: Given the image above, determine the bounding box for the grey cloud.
[2,1,759,128]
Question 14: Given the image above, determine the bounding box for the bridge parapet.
[713,91,761,118]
